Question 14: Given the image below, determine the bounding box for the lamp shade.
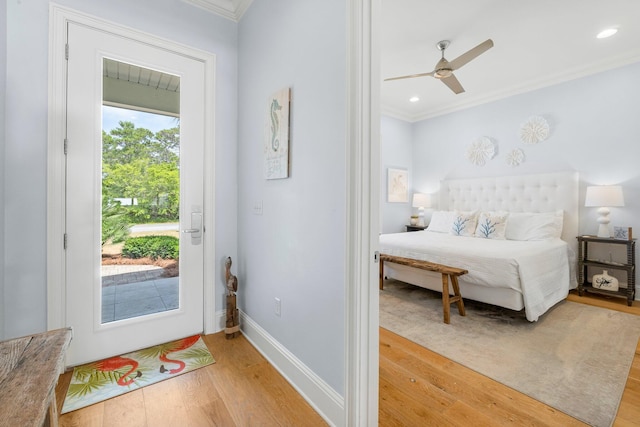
[412,193,431,208]
[585,186,625,207]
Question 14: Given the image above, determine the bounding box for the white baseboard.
[214,310,345,426]
[214,309,227,332]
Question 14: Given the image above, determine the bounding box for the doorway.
[47,7,216,367]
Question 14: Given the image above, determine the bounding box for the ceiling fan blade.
[441,73,465,94]
[384,71,435,82]
[448,39,493,71]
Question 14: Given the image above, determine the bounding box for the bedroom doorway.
[63,21,206,366]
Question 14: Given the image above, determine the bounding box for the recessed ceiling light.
[409,96,420,103]
[597,28,618,39]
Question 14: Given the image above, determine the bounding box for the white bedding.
[379,230,572,321]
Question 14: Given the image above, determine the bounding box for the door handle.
[182,212,202,241]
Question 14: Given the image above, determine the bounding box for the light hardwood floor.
[379,291,640,427]
[56,291,640,426]
[55,333,327,426]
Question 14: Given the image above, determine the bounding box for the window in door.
[100,58,181,323]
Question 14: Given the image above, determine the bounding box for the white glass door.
[65,22,205,366]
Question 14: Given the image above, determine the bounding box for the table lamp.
[585,185,624,238]
[412,193,431,227]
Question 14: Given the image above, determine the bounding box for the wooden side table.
[406,224,427,232]
[577,235,636,306]
[0,328,72,427]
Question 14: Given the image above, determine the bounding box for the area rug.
[380,280,640,427]
[61,335,215,413]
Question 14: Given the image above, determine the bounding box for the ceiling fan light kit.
[434,69,452,79]
[384,38,494,95]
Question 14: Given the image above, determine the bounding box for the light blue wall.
[380,116,413,233]
[4,0,50,338]
[3,0,238,339]
[237,0,346,395]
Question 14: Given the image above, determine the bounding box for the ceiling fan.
[385,39,494,94]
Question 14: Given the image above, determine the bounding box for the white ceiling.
[381,0,640,122]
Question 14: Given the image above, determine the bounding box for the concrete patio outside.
[101,265,178,323]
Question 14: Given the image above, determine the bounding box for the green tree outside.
[101,120,180,245]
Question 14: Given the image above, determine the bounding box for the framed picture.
[264,87,291,180]
[613,226,633,240]
[387,167,408,203]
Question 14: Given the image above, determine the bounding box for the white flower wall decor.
[466,137,495,166]
[506,148,525,167]
[520,115,550,144]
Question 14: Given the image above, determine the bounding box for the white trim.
[202,41,217,335]
[345,1,380,426]
[47,4,216,336]
[102,101,180,118]
[47,5,69,330]
[181,0,253,22]
[239,311,344,427]
[214,309,227,331]
[379,105,415,123]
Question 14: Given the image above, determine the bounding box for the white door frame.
[47,4,217,337]
[345,1,380,425]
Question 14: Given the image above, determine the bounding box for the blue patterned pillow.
[475,211,509,239]
[450,211,478,237]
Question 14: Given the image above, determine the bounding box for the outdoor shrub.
[101,199,130,245]
[122,235,179,260]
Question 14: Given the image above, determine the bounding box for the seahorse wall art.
[264,87,291,180]
[270,98,282,152]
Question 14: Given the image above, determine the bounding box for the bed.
[379,172,579,321]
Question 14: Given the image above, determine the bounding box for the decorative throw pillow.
[426,211,455,233]
[506,210,564,241]
[475,211,509,239]
[450,210,478,237]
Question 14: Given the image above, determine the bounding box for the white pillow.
[506,210,563,241]
[450,210,478,237]
[427,211,455,233]
[475,211,509,239]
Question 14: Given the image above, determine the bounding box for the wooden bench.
[379,254,467,324]
[0,328,73,427]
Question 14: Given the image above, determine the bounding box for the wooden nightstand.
[577,235,636,306]
[406,225,427,232]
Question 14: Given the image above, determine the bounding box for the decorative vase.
[593,270,619,291]
[410,216,418,226]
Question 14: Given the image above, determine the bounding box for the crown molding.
[379,106,413,123]
[182,0,253,22]
[384,52,640,123]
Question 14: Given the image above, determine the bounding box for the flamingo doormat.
[61,335,215,413]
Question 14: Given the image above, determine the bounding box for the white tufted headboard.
[439,172,579,247]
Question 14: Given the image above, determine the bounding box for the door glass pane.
[101,58,181,324]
